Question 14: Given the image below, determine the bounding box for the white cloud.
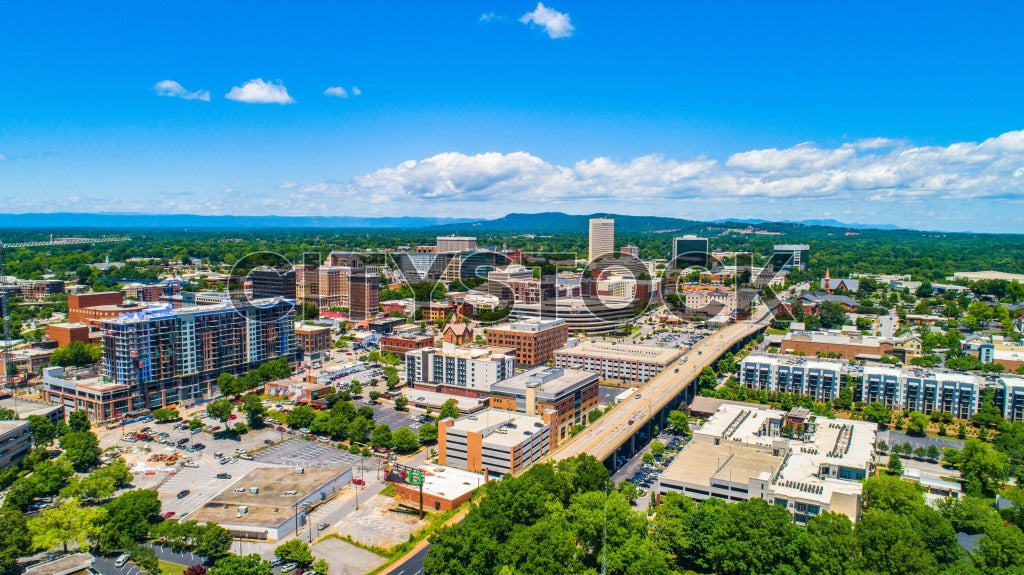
[352,86,361,96]
[324,86,348,98]
[480,12,497,22]
[520,3,574,38]
[226,78,295,104]
[153,80,210,101]
[277,182,299,190]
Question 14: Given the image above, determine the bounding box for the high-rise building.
[437,236,477,253]
[588,218,615,261]
[771,244,810,273]
[250,266,296,300]
[100,300,296,414]
[349,271,380,320]
[672,235,710,269]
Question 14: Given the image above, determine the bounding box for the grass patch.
[380,484,396,497]
[158,560,188,575]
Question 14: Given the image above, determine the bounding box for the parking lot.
[256,438,362,468]
[370,402,421,431]
[156,458,265,518]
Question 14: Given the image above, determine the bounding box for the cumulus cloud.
[480,12,497,22]
[324,86,348,98]
[226,78,295,104]
[352,86,362,96]
[280,130,1024,220]
[153,80,210,101]
[520,3,574,38]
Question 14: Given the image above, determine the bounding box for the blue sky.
[2,2,1024,232]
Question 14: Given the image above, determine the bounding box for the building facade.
[588,218,615,261]
[739,355,844,403]
[406,344,514,393]
[0,420,33,470]
[349,271,380,320]
[485,318,569,366]
[295,324,331,356]
[437,410,554,477]
[771,244,810,273]
[672,235,710,269]
[553,340,681,383]
[99,300,296,417]
[489,366,599,443]
[436,236,477,253]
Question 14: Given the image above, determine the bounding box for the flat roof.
[491,367,598,400]
[295,324,330,333]
[742,354,844,372]
[415,465,486,500]
[188,466,349,528]
[695,404,787,447]
[403,389,486,413]
[555,340,681,365]
[661,441,783,487]
[24,553,94,575]
[689,396,770,415]
[487,317,566,333]
[446,409,547,448]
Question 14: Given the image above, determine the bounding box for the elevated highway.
[550,308,771,467]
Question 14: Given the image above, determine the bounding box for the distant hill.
[717,217,903,231]
[435,212,709,234]
[0,212,475,230]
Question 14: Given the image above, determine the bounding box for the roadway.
[550,308,770,463]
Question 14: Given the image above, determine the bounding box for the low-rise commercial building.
[187,465,352,541]
[380,333,435,357]
[43,366,132,424]
[389,464,486,512]
[263,379,334,404]
[46,322,93,347]
[489,366,599,444]
[660,404,877,524]
[438,409,554,477]
[485,318,569,366]
[295,324,331,356]
[553,340,681,383]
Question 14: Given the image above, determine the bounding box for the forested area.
[424,455,1024,575]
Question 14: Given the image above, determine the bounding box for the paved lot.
[599,385,629,405]
[881,430,965,451]
[256,438,362,468]
[313,537,388,575]
[371,403,420,431]
[333,493,427,548]
[157,459,265,517]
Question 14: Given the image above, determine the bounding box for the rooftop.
[403,389,486,413]
[446,409,548,448]
[491,367,598,400]
[415,465,487,500]
[742,353,844,372]
[489,317,566,333]
[661,440,783,487]
[555,340,682,365]
[23,553,95,575]
[188,465,349,528]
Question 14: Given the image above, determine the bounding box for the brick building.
[485,318,568,366]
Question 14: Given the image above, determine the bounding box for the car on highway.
[176,489,190,499]
[628,419,635,425]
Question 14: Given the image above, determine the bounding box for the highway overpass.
[549,309,770,469]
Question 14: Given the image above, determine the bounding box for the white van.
[114,553,130,567]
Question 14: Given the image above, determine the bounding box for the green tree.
[667,410,690,435]
[863,401,893,425]
[348,416,373,444]
[49,341,102,367]
[391,394,408,411]
[369,390,381,401]
[797,512,859,575]
[195,523,233,558]
[708,497,797,575]
[960,439,1008,497]
[418,422,438,444]
[856,509,937,575]
[349,381,363,397]
[60,431,101,471]
[649,440,665,458]
[392,427,419,454]
[889,453,903,475]
[242,394,267,428]
[371,423,393,449]
[817,301,848,329]
[128,544,161,575]
[974,521,1024,575]
[618,480,639,503]
[28,498,105,553]
[67,410,91,432]
[207,398,234,424]
[209,554,273,575]
[299,303,319,321]
[216,372,238,396]
[642,451,655,465]
[151,408,180,423]
[27,414,56,445]
[287,405,316,429]
[0,508,30,572]
[312,558,329,574]
[0,408,16,421]
[906,411,929,436]
[275,539,314,566]
[440,398,460,419]
[97,489,161,552]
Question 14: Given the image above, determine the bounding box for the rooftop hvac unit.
[237,505,248,517]
[295,467,305,474]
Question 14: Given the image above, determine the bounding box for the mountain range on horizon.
[0,211,930,235]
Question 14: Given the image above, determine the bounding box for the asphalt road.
[386,545,430,575]
[552,308,770,462]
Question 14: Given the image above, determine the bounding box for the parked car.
[317,522,330,530]
[162,511,176,519]
[352,478,366,486]
[216,473,232,479]
[239,454,253,460]
[176,490,190,499]
[280,563,297,573]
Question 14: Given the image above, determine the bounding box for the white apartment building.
[405,343,515,392]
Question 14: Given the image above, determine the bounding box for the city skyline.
[3,2,1024,232]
